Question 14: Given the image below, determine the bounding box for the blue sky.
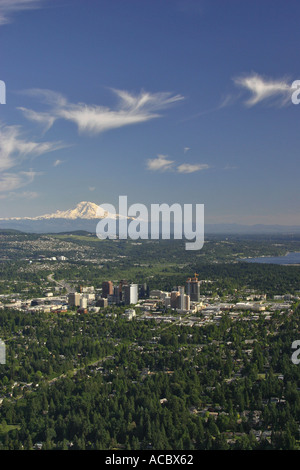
[0,0,300,225]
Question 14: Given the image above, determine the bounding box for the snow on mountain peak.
[0,201,132,220]
[36,201,115,220]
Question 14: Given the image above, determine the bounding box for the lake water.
[242,252,300,265]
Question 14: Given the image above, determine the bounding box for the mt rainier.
[0,201,129,233]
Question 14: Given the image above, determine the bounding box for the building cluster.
[1,270,296,324]
[0,273,202,316]
[1,295,68,314]
[101,280,139,305]
[67,281,149,312]
[148,273,201,313]
[94,274,202,314]
[64,274,202,315]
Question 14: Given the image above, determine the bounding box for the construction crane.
[187,273,199,282]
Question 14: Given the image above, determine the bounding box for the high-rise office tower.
[0,339,5,364]
[170,291,180,308]
[139,283,149,298]
[178,286,185,310]
[183,294,190,310]
[68,292,81,307]
[186,273,200,302]
[124,284,138,305]
[113,285,121,304]
[102,281,113,298]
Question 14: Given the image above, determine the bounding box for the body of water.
[242,252,300,265]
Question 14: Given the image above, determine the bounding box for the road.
[47,273,75,294]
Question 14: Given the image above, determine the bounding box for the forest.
[0,303,300,450]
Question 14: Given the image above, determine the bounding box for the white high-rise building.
[0,339,5,364]
[178,286,185,310]
[124,284,138,305]
[184,294,190,311]
[80,297,88,309]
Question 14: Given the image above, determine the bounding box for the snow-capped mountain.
[33,201,104,220]
[0,201,133,233]
[0,201,129,221]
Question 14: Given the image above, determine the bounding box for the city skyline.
[0,0,300,227]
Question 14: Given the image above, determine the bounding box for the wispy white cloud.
[18,107,56,133]
[53,159,63,167]
[188,72,294,118]
[179,89,238,123]
[112,88,184,112]
[218,93,240,109]
[0,169,40,193]
[0,123,65,172]
[0,123,65,195]
[0,0,44,25]
[0,189,39,200]
[18,88,184,135]
[16,190,38,199]
[176,163,209,174]
[146,154,175,172]
[146,154,210,174]
[233,72,293,107]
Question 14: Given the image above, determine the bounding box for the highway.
[47,273,75,294]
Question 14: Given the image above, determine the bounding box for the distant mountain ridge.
[0,201,300,234]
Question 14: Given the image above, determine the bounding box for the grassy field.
[0,423,21,436]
